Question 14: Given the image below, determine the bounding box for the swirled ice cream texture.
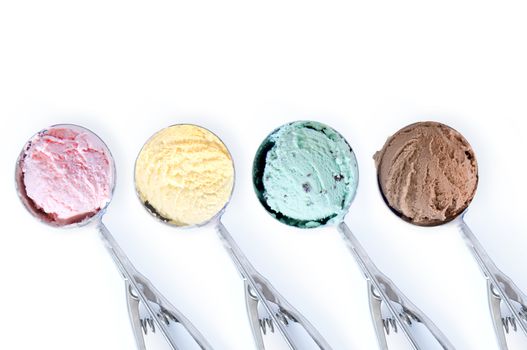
[134,125,234,226]
[374,121,478,226]
[18,126,113,225]
[253,121,358,228]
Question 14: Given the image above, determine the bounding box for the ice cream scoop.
[135,124,234,227]
[253,121,453,350]
[253,120,358,228]
[16,124,114,226]
[375,121,527,348]
[16,124,211,350]
[135,124,331,349]
[374,121,478,226]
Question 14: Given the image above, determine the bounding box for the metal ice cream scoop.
[253,120,454,350]
[375,121,527,350]
[16,124,211,350]
[134,124,331,350]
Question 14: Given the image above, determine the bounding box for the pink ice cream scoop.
[16,124,114,226]
[15,124,212,349]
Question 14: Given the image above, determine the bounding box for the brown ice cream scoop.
[375,122,527,345]
[374,121,478,226]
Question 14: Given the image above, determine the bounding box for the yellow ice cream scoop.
[134,123,330,348]
[134,124,234,226]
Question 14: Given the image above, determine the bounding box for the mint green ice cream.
[253,121,359,228]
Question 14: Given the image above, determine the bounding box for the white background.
[1,1,527,349]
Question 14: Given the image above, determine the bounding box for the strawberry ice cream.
[17,125,114,225]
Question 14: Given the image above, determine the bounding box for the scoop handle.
[458,217,527,336]
[97,221,213,350]
[337,222,454,350]
[215,219,332,349]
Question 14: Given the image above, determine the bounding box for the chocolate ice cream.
[374,121,478,226]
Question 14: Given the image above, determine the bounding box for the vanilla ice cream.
[135,124,234,226]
